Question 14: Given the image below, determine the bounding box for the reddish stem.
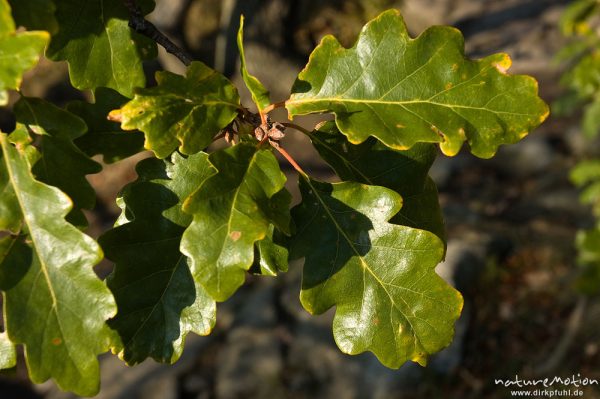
[272,143,306,175]
[261,101,286,117]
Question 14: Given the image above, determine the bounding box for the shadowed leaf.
[100,153,217,365]
[46,0,157,97]
[8,0,57,33]
[310,121,444,241]
[68,88,145,163]
[14,97,102,227]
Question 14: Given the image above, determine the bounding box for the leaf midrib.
[0,137,84,376]
[0,137,58,306]
[289,97,537,117]
[303,177,424,352]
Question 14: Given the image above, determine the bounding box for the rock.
[149,0,187,30]
[286,319,362,399]
[437,238,488,292]
[216,328,284,399]
[215,280,285,399]
[490,135,555,178]
[136,373,178,399]
[429,152,475,189]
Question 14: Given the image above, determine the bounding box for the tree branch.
[122,0,193,66]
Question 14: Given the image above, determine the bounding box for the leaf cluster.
[557,0,600,295]
[0,1,548,395]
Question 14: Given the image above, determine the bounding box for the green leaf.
[575,227,600,295]
[0,0,48,105]
[287,9,549,158]
[571,160,600,187]
[46,0,157,97]
[0,133,116,396]
[251,225,289,276]
[14,97,102,227]
[577,228,600,265]
[0,148,20,233]
[560,0,599,36]
[99,153,216,365]
[561,51,600,100]
[310,121,444,241]
[583,97,600,138]
[8,0,58,33]
[181,143,291,301]
[0,331,16,370]
[237,15,271,111]
[113,61,241,159]
[290,176,462,368]
[67,88,145,163]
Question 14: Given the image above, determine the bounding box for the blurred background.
[4,0,600,398]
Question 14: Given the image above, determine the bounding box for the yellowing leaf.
[0,0,48,105]
[113,62,240,159]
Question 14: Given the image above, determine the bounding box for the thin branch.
[272,144,306,175]
[261,101,286,115]
[281,122,311,135]
[122,0,193,66]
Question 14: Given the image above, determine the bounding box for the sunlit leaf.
[0,331,16,369]
[112,61,240,159]
[181,143,290,301]
[0,133,115,396]
[287,9,549,158]
[0,0,48,105]
[290,176,462,367]
[237,15,271,111]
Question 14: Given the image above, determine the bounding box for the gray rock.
[437,238,487,292]
[136,373,178,399]
[215,280,285,399]
[429,152,475,189]
[490,135,555,178]
[216,328,284,399]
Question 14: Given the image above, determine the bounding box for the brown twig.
[122,0,193,66]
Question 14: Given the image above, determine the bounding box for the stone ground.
[3,0,600,398]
